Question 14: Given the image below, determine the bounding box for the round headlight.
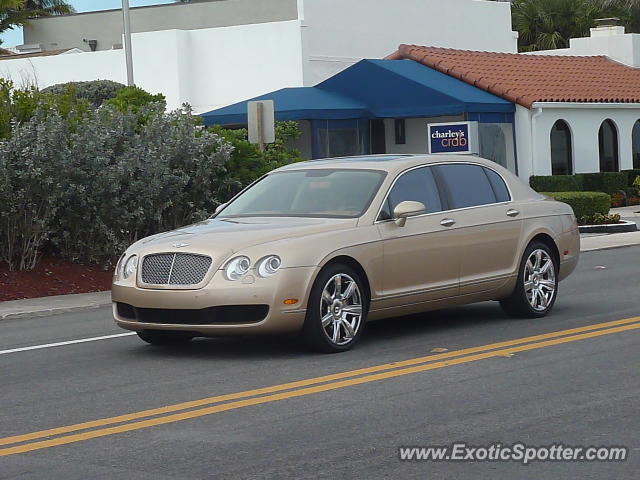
[224,256,251,281]
[256,255,281,277]
[122,255,138,279]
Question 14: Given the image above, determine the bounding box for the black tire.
[137,330,194,345]
[500,241,559,318]
[302,263,368,353]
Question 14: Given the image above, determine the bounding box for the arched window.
[599,119,619,172]
[550,120,573,175]
[633,120,640,169]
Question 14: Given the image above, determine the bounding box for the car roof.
[274,154,501,175]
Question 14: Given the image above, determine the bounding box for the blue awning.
[200,87,369,125]
[201,59,514,126]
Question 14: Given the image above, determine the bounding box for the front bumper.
[112,266,317,336]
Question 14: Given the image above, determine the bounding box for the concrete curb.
[579,231,640,252]
[0,291,111,321]
[579,220,638,234]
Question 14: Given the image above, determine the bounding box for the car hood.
[134,216,357,261]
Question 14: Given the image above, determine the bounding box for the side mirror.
[393,201,426,227]
[214,203,227,215]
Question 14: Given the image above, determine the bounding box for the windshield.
[217,169,386,218]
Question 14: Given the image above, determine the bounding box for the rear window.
[484,167,511,203]
[434,164,497,209]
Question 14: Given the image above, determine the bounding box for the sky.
[1,0,174,47]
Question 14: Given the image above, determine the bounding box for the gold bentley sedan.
[112,154,580,352]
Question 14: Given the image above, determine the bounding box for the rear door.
[432,163,522,295]
[375,166,460,309]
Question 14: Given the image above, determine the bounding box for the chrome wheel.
[320,273,363,346]
[524,249,556,312]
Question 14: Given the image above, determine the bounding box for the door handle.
[506,209,520,217]
[440,218,456,227]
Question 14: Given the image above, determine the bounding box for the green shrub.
[105,86,166,114]
[41,80,125,108]
[542,191,611,222]
[580,213,621,225]
[0,79,90,139]
[529,175,582,192]
[531,172,629,194]
[624,169,640,187]
[0,109,69,270]
[633,175,640,194]
[580,172,628,194]
[0,102,232,269]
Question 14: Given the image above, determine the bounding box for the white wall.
[175,21,304,112]
[527,27,640,68]
[384,118,428,154]
[383,116,469,155]
[569,31,640,68]
[514,105,534,180]
[24,0,297,52]
[515,104,640,179]
[299,0,518,85]
[0,20,305,113]
[1,0,516,113]
[0,49,127,88]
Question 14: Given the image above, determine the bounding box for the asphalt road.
[1,246,639,479]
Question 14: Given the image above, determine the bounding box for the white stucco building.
[0,0,517,113]
[204,23,640,180]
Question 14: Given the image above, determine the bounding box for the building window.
[314,119,368,159]
[550,120,573,175]
[599,119,619,172]
[633,120,640,169]
[478,124,507,168]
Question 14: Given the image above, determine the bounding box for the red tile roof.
[386,44,640,108]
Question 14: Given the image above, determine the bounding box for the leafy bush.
[54,104,232,264]
[633,175,640,195]
[210,121,303,201]
[531,172,628,195]
[581,172,628,195]
[0,102,232,269]
[622,169,640,187]
[542,191,611,222]
[0,79,90,139]
[0,109,69,270]
[41,80,125,108]
[580,213,621,226]
[530,175,582,192]
[105,86,166,113]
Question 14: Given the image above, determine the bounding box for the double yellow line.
[1,316,639,456]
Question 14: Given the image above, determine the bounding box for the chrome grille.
[141,253,212,286]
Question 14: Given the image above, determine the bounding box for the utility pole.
[122,0,134,86]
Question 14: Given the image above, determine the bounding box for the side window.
[434,164,497,209]
[483,168,511,203]
[380,167,443,220]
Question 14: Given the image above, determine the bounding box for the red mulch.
[0,257,113,302]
